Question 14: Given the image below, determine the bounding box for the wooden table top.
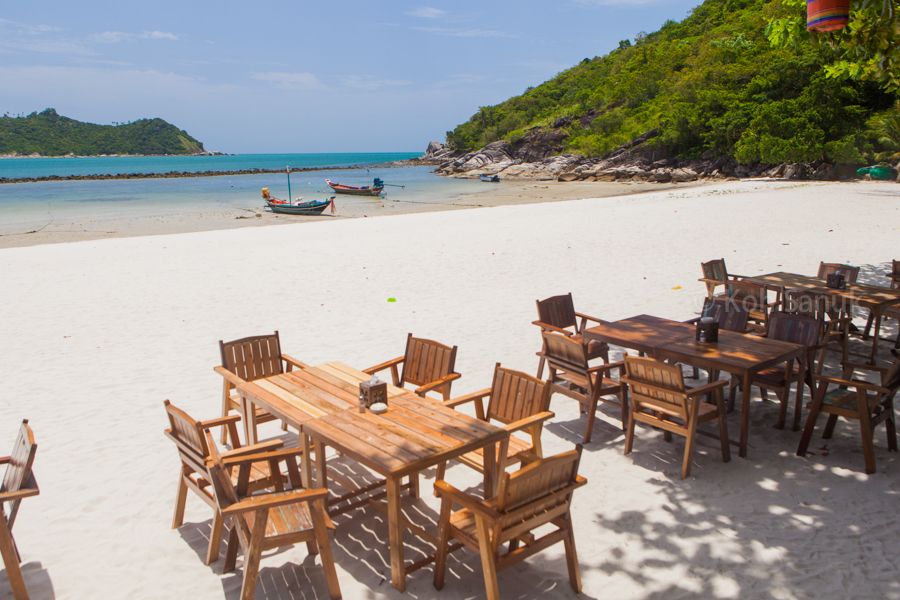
[303,392,506,479]
[236,362,409,428]
[585,314,805,372]
[745,272,900,307]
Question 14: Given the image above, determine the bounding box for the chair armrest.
[222,487,329,516]
[813,375,890,394]
[220,446,304,468]
[281,354,310,370]
[503,411,554,435]
[364,356,404,375]
[443,388,491,409]
[727,274,747,280]
[220,439,284,459]
[0,487,39,503]
[574,312,606,326]
[415,372,461,395]
[214,366,246,387]
[841,361,888,374]
[433,480,500,521]
[197,414,242,430]
[685,379,729,397]
[587,360,625,375]
[531,320,574,336]
[698,277,727,286]
[0,456,10,465]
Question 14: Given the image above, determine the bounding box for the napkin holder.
[696,316,719,343]
[826,273,846,289]
[359,376,387,409]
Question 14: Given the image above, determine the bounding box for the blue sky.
[1,1,701,153]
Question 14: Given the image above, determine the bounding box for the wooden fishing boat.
[479,174,500,183]
[262,188,334,215]
[326,178,385,196]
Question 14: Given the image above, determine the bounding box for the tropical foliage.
[445,0,898,165]
[0,109,204,156]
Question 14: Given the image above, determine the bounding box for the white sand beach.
[1,178,899,600]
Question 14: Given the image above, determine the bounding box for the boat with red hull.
[326,178,385,196]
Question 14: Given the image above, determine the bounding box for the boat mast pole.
[286,166,292,203]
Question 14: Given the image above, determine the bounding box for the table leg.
[386,477,406,592]
[300,432,312,490]
[315,440,328,505]
[793,357,806,431]
[739,371,752,458]
[869,309,883,365]
[243,395,258,445]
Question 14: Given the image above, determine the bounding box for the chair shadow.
[220,555,334,600]
[0,561,55,600]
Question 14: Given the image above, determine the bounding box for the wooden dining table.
[584,315,807,457]
[235,361,508,593]
[744,272,900,364]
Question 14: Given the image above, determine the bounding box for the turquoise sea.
[0,153,484,236]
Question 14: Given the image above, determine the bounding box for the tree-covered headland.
[0,109,204,156]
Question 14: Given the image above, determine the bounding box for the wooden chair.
[0,420,39,600]
[533,293,609,378]
[203,429,341,600]
[863,260,900,352]
[163,400,290,565]
[433,446,587,600]
[783,289,850,374]
[684,297,751,378]
[728,311,822,431]
[699,258,747,299]
[817,261,860,283]
[797,356,899,474]
[621,356,730,479]
[435,364,555,493]
[538,330,626,443]
[726,280,780,328]
[364,333,461,400]
[216,331,308,445]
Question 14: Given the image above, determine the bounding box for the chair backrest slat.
[882,355,900,391]
[727,280,767,309]
[220,332,283,382]
[817,262,859,283]
[536,293,577,331]
[541,331,589,371]
[1,420,37,529]
[496,447,582,520]
[701,297,750,332]
[623,356,689,418]
[401,334,457,387]
[487,365,549,424]
[701,259,728,283]
[164,400,210,473]
[765,311,821,348]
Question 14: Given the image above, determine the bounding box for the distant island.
[0,109,207,157]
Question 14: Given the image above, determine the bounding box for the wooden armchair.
[215,331,308,445]
[797,356,899,474]
[203,429,341,600]
[433,446,587,600]
[699,258,747,299]
[726,280,780,328]
[685,297,751,378]
[729,311,822,431]
[783,289,850,374]
[863,260,900,352]
[533,293,609,378]
[435,364,554,494]
[538,330,626,443]
[364,333,460,400]
[817,261,860,283]
[621,356,730,479]
[163,400,291,565]
[0,420,39,600]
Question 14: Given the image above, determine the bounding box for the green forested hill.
[446,0,897,165]
[0,109,204,156]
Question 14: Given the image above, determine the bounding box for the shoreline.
[0,179,718,250]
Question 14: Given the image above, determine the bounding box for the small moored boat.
[262,188,335,215]
[326,178,385,196]
[479,174,500,183]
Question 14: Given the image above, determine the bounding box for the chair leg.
[475,516,500,600]
[624,407,637,456]
[715,391,731,463]
[775,385,788,430]
[682,418,700,480]
[205,510,224,565]
[582,397,598,444]
[797,385,826,457]
[310,499,342,600]
[0,517,29,600]
[536,356,545,380]
[240,509,268,600]
[823,414,839,439]
[728,379,739,413]
[223,526,240,573]
[562,518,582,593]
[857,395,877,475]
[408,473,419,499]
[433,497,453,591]
[171,469,189,529]
[433,462,447,497]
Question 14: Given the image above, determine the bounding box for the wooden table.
[236,362,508,593]
[584,315,807,457]
[744,272,900,364]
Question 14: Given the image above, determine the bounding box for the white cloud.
[335,75,412,90]
[405,7,447,19]
[0,19,64,34]
[410,26,511,38]
[88,31,178,43]
[250,71,325,91]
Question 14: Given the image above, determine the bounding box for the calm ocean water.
[0,154,484,235]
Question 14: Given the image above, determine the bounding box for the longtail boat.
[262,187,335,215]
[326,177,385,196]
[479,174,500,182]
